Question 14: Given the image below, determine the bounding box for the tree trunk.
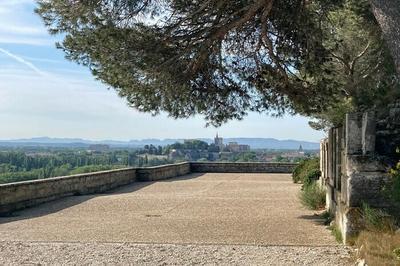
[370,0,400,76]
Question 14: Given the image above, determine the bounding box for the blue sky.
[0,0,325,142]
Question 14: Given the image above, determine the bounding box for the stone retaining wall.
[0,168,136,215]
[321,112,390,243]
[0,162,295,215]
[190,162,297,173]
[137,162,191,181]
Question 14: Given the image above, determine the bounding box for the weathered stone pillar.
[362,111,376,155]
[319,141,325,187]
[338,112,388,243]
[345,113,363,155]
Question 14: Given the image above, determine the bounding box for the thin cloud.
[23,56,64,64]
[0,0,55,46]
[0,24,45,36]
[0,36,53,46]
[0,47,47,76]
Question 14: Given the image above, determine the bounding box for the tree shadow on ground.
[0,173,206,224]
[297,214,328,226]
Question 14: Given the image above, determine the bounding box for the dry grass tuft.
[355,231,400,266]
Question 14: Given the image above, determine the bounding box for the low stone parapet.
[0,168,136,215]
[190,162,297,173]
[137,162,191,181]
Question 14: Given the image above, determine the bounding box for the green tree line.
[0,149,173,184]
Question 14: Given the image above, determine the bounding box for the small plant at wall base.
[299,182,326,210]
[384,161,400,222]
[320,210,334,226]
[361,203,397,233]
[328,224,343,243]
[293,159,325,210]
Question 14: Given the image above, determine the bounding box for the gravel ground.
[0,174,352,265]
[0,174,339,246]
[0,241,352,265]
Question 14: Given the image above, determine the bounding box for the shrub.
[0,170,42,184]
[361,203,396,232]
[384,162,400,232]
[69,165,121,175]
[320,210,334,225]
[292,158,321,184]
[299,181,326,210]
[304,168,322,186]
[385,162,400,221]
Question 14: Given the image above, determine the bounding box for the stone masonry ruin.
[320,103,400,243]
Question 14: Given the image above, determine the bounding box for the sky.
[0,0,325,142]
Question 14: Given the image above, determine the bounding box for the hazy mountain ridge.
[0,137,320,150]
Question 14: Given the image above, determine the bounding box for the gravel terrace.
[0,173,351,265]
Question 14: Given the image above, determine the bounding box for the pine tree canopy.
[35,0,398,127]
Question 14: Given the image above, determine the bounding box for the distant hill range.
[0,137,320,150]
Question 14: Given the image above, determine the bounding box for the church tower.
[214,133,224,150]
[298,145,304,154]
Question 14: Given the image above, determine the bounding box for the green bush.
[299,181,326,210]
[292,158,321,184]
[387,162,400,204]
[0,164,124,184]
[361,203,396,232]
[69,165,116,175]
[0,170,42,184]
[320,210,334,225]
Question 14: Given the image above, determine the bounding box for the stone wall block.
[346,155,387,174]
[389,107,400,126]
[346,113,363,155]
[341,207,364,244]
[362,111,376,155]
[341,175,349,205]
[136,163,190,182]
[190,162,297,173]
[347,172,389,208]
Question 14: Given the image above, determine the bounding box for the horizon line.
[0,136,323,143]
